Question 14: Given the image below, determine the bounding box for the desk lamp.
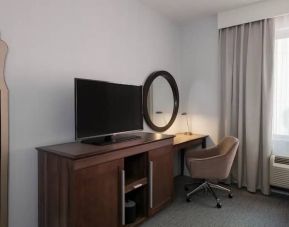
[181,112,192,135]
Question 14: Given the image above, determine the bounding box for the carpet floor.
[141,176,289,227]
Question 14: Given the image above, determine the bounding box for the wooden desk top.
[36,132,207,159]
[36,132,174,159]
[173,133,207,146]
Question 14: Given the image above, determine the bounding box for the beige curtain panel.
[219,19,275,195]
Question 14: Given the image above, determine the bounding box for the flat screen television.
[75,78,143,143]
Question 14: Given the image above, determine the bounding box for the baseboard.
[271,186,289,196]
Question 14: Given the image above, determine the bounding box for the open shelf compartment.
[125,186,147,226]
[124,153,147,189]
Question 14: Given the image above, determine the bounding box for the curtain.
[219,19,275,195]
[272,14,289,156]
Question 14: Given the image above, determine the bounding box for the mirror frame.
[143,71,179,132]
[0,39,8,227]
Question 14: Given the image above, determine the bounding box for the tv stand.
[81,133,141,145]
[37,132,175,227]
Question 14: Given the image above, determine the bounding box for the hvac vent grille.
[275,156,289,165]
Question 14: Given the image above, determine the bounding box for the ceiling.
[140,0,266,23]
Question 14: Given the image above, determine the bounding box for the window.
[273,15,289,156]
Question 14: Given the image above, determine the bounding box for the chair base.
[185,181,233,208]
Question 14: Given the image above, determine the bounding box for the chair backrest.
[218,136,239,155]
[217,136,239,178]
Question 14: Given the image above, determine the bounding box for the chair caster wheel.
[186,197,192,202]
[228,193,233,198]
[184,186,189,191]
[216,202,222,208]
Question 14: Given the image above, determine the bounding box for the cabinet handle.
[149,161,153,208]
[121,169,125,225]
[133,183,143,189]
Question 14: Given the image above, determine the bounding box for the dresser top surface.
[36,132,174,159]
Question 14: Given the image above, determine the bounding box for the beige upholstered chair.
[185,136,239,208]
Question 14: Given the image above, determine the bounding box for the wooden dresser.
[37,132,174,227]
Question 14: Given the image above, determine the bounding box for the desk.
[37,132,207,226]
[173,133,208,176]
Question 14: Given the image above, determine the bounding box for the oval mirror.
[143,71,179,132]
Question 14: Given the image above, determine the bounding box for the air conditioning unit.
[270,155,289,189]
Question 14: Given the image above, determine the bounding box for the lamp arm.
[186,116,190,133]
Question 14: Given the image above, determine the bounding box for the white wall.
[0,0,181,226]
[180,15,220,145]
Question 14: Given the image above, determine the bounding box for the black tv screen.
[75,78,143,139]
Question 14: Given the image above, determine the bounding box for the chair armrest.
[185,146,219,159]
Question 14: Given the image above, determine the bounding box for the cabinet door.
[72,159,124,227]
[148,146,173,216]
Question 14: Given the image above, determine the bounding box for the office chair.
[185,136,239,208]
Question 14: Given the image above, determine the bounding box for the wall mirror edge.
[0,38,9,227]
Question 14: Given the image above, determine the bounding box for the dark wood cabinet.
[73,159,123,227]
[37,133,174,227]
[148,146,173,216]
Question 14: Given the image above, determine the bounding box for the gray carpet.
[142,176,289,227]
